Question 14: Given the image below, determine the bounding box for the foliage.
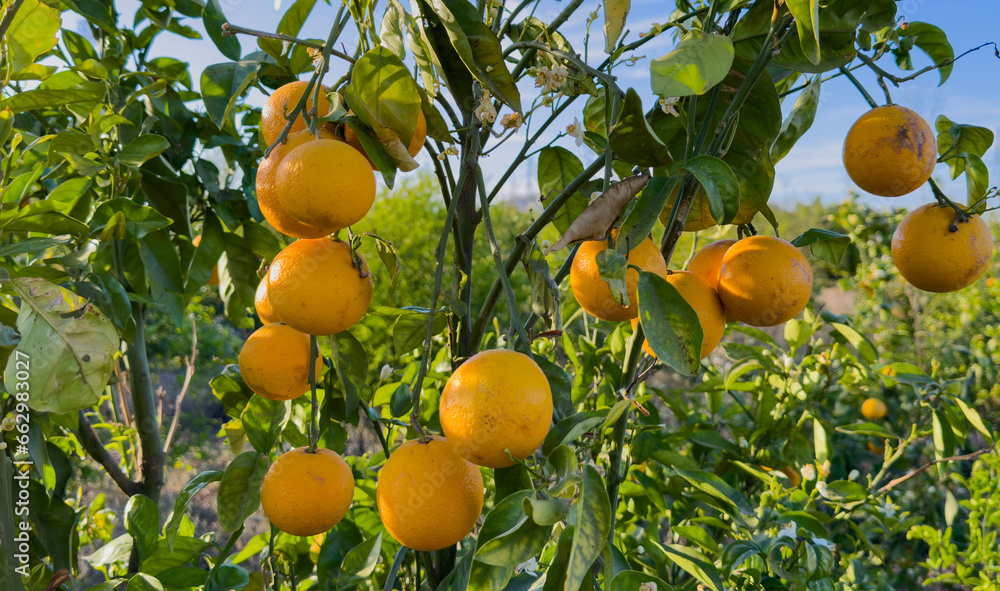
[0,0,996,591]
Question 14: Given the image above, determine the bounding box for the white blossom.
[533,66,551,90]
[379,364,393,381]
[500,112,522,132]
[848,469,860,481]
[639,583,657,591]
[566,117,584,146]
[517,557,538,574]
[475,92,497,123]
[818,459,831,479]
[547,65,568,93]
[738,436,748,448]
[780,354,794,371]
[800,464,816,481]
[658,96,681,117]
[816,481,829,498]
[776,522,797,540]
[812,538,835,551]
[879,499,897,518]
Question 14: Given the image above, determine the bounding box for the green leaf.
[330,331,368,425]
[346,46,422,147]
[0,454,28,591]
[822,480,868,502]
[217,451,269,531]
[664,544,724,591]
[341,532,382,579]
[897,22,954,85]
[165,471,224,544]
[542,410,607,456]
[682,155,740,225]
[419,0,521,113]
[200,60,261,129]
[790,228,851,265]
[522,497,569,526]
[814,418,830,464]
[381,0,407,59]
[965,153,989,204]
[537,146,590,233]
[608,88,671,167]
[835,422,897,439]
[565,464,612,591]
[476,491,550,566]
[786,0,821,65]
[206,565,250,591]
[932,409,956,465]
[126,574,164,591]
[603,0,630,54]
[3,278,118,413]
[241,396,291,455]
[829,322,877,364]
[125,495,160,561]
[258,0,317,61]
[650,30,735,97]
[5,0,61,73]
[139,536,212,576]
[140,230,185,293]
[610,571,674,591]
[637,271,703,376]
[952,397,993,444]
[666,468,754,520]
[342,116,399,188]
[673,525,720,554]
[935,115,994,179]
[203,0,242,61]
[3,84,105,113]
[90,198,172,242]
[617,178,677,257]
[596,248,629,307]
[188,211,225,291]
[722,540,761,577]
[392,310,447,356]
[118,134,170,167]
[771,74,821,164]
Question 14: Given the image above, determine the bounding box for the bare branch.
[164,316,198,453]
[78,411,141,497]
[875,448,992,495]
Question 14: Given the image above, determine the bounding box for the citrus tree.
[1,0,998,590]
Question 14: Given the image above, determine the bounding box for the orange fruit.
[781,466,802,487]
[256,129,336,239]
[630,270,726,360]
[239,323,322,401]
[344,110,427,169]
[716,235,813,327]
[843,105,936,197]
[376,437,484,551]
[261,81,332,147]
[861,398,888,421]
[276,139,376,233]
[254,278,281,324]
[261,447,354,536]
[570,235,668,322]
[192,235,220,286]
[688,239,738,290]
[440,350,552,468]
[267,238,373,335]
[867,441,886,455]
[891,202,993,293]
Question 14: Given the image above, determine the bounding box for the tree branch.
[221,22,356,64]
[875,448,991,495]
[77,412,141,497]
[163,316,198,453]
[0,0,25,44]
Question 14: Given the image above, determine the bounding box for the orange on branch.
[843,105,936,197]
[261,81,332,147]
[254,278,281,324]
[716,235,813,327]
[238,323,322,401]
[256,129,336,239]
[861,398,888,421]
[261,447,354,537]
[688,239,738,291]
[570,235,668,322]
[631,270,726,360]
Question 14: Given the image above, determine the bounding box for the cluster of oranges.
[242,81,553,551]
[843,104,993,293]
[570,231,813,360]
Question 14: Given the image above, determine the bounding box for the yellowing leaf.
[603,0,630,54]
[5,0,61,73]
[4,278,118,414]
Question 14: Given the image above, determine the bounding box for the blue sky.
[72,0,1000,210]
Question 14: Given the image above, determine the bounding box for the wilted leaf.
[603,0,629,54]
[546,175,650,252]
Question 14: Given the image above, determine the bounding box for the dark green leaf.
[125,495,160,561]
[3,84,105,113]
[611,571,674,591]
[126,574,164,591]
[200,60,261,129]
[165,471,224,543]
[609,88,671,167]
[206,564,249,591]
[897,22,954,85]
[596,248,629,306]
[565,464,611,591]
[542,410,607,456]
[682,155,740,225]
[118,134,170,167]
[476,491,549,566]
[637,271,702,376]
[90,198,172,242]
[790,228,851,265]
[771,75,821,164]
[258,0,317,61]
[203,0,242,61]
[242,396,291,454]
[617,177,676,255]
[217,451,269,531]
[341,532,382,579]
[663,544,724,591]
[786,0,820,64]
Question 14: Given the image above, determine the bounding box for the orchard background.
[1,0,1000,590]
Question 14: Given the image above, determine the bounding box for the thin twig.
[221,22,356,64]
[164,316,198,453]
[875,448,991,495]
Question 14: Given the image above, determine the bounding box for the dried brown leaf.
[546,174,650,253]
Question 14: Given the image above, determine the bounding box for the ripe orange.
[267,238,373,335]
[688,239,738,290]
[239,323,322,401]
[256,129,336,239]
[192,235,220,286]
[261,81,332,147]
[439,350,552,468]
[891,202,993,293]
[861,398,888,421]
[261,447,354,537]
[254,278,280,324]
[843,105,936,197]
[344,110,427,169]
[630,270,726,360]
[716,235,813,327]
[570,235,668,322]
[376,437,484,551]
[276,139,376,233]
